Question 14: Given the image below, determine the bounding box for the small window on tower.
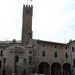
[26,10,30,15]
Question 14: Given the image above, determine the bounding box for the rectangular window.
[42,51,45,56]
[72,47,74,52]
[73,59,75,67]
[55,52,57,58]
[65,53,68,58]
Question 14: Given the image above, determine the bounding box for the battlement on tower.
[23,4,33,16]
[24,4,33,8]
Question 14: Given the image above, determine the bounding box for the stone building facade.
[0,4,74,75]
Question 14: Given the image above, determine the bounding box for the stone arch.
[39,62,50,75]
[51,63,61,75]
[63,63,71,75]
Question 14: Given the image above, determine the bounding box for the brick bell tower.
[21,4,33,45]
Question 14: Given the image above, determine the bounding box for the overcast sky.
[0,0,75,43]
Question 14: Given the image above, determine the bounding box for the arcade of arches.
[39,62,71,75]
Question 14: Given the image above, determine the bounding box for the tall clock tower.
[21,4,33,45]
